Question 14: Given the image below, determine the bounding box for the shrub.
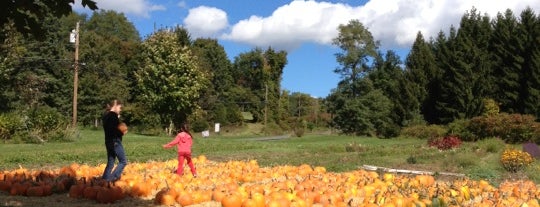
[0,112,24,143]
[406,156,417,164]
[475,138,505,153]
[191,119,209,133]
[468,113,540,143]
[500,147,534,172]
[522,142,540,159]
[482,98,500,116]
[291,118,307,137]
[428,135,462,150]
[401,124,447,139]
[27,106,67,133]
[377,122,401,138]
[446,119,474,141]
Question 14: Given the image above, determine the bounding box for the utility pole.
[70,22,80,127]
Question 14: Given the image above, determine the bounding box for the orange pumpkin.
[26,185,45,197]
[177,193,194,206]
[222,193,243,207]
[155,188,176,206]
[118,123,128,134]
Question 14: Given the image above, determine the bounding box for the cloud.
[183,6,229,38]
[74,0,165,18]
[221,0,540,51]
[177,1,187,9]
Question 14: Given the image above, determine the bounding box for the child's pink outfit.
[163,132,197,176]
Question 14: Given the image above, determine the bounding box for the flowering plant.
[500,147,533,172]
[428,135,462,150]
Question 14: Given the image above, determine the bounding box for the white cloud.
[74,0,165,18]
[177,1,187,9]
[221,0,540,51]
[183,6,229,38]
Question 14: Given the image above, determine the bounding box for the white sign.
[214,123,220,133]
[70,30,76,43]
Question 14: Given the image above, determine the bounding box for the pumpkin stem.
[164,179,169,190]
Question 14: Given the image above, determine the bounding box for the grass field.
[1,127,538,186]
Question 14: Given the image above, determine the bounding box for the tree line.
[0,6,538,139]
[328,7,540,137]
[0,10,327,137]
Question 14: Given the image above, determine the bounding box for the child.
[163,123,197,177]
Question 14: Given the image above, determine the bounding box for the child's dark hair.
[180,122,192,137]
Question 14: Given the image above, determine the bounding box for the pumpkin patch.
[0,155,539,206]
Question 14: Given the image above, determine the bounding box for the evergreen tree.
[404,32,438,124]
[425,30,449,124]
[370,50,407,128]
[489,9,522,113]
[518,8,540,118]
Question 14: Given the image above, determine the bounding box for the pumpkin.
[0,175,11,192]
[96,183,115,204]
[222,193,243,207]
[26,186,45,197]
[154,188,176,205]
[177,193,194,206]
[118,122,128,134]
[68,177,87,199]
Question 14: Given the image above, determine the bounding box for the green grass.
[0,128,538,185]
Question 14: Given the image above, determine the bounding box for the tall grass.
[0,129,538,184]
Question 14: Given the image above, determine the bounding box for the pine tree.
[518,8,540,118]
[489,9,523,113]
[404,32,438,124]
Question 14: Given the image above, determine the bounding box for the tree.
[404,32,439,124]
[489,9,522,113]
[191,38,235,124]
[434,8,492,124]
[517,8,540,118]
[327,20,396,136]
[135,30,207,129]
[0,0,98,39]
[77,11,140,125]
[332,20,379,97]
[231,48,287,124]
[327,79,393,136]
[371,50,414,128]
[0,23,26,111]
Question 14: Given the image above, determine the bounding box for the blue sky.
[74,0,540,98]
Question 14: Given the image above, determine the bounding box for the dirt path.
[248,135,290,141]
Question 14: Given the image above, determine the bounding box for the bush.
[378,122,400,138]
[292,118,306,137]
[400,124,446,139]
[263,122,283,136]
[0,112,24,143]
[522,142,540,159]
[27,106,67,133]
[447,119,474,141]
[500,147,534,172]
[0,108,74,143]
[428,135,462,150]
[468,113,540,143]
[191,119,210,133]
